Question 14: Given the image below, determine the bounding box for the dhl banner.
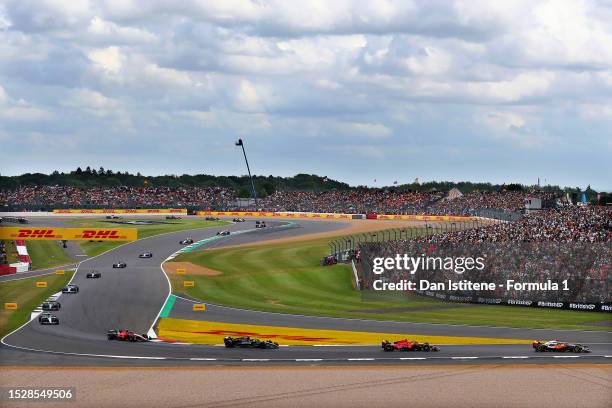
[375,214,474,221]
[197,211,353,219]
[0,227,138,241]
[197,211,473,221]
[53,208,186,214]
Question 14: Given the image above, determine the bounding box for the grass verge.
[68,218,229,256]
[0,270,74,337]
[171,236,611,331]
[27,240,74,270]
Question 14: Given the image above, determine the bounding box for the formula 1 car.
[233,218,245,222]
[105,215,121,219]
[112,262,127,268]
[139,252,153,258]
[205,217,220,221]
[166,215,182,220]
[62,284,79,294]
[180,238,194,245]
[382,339,439,352]
[216,230,230,236]
[255,221,266,228]
[224,336,279,349]
[107,329,150,342]
[38,312,59,325]
[86,270,101,279]
[532,340,590,353]
[42,301,61,311]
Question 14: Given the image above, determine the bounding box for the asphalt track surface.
[1,216,611,366]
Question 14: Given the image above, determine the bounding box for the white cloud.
[0,84,53,121]
[88,46,123,73]
[86,16,156,44]
[337,121,393,138]
[234,79,264,112]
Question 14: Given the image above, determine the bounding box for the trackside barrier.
[197,211,354,219]
[52,208,187,214]
[0,265,17,276]
[0,227,137,241]
[4,303,17,310]
[375,214,474,221]
[13,239,31,271]
[197,211,476,222]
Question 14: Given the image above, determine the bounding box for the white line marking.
[605,355,612,358]
[295,359,323,362]
[399,357,426,360]
[190,358,218,361]
[451,357,478,359]
[242,359,270,362]
[502,356,529,359]
[347,358,375,361]
[553,355,580,358]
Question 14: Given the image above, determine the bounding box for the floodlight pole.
[235,138,258,209]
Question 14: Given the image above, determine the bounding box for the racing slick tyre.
[574,346,583,353]
[383,344,395,352]
[422,344,431,352]
[535,345,546,352]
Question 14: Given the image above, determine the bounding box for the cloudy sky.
[1,1,611,190]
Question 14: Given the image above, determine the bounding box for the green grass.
[27,240,74,270]
[0,271,74,337]
[173,237,611,331]
[68,218,229,256]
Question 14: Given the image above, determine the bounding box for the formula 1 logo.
[81,230,121,239]
[17,229,60,238]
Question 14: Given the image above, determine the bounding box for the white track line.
[502,356,529,359]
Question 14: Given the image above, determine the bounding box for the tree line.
[0,168,607,201]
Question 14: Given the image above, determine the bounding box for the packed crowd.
[1,185,557,216]
[403,191,560,217]
[251,190,438,214]
[0,186,237,209]
[359,206,611,303]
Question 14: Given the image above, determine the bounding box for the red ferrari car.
[107,329,150,342]
[532,340,590,353]
[382,339,439,352]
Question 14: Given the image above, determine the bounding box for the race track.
[2,216,611,366]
